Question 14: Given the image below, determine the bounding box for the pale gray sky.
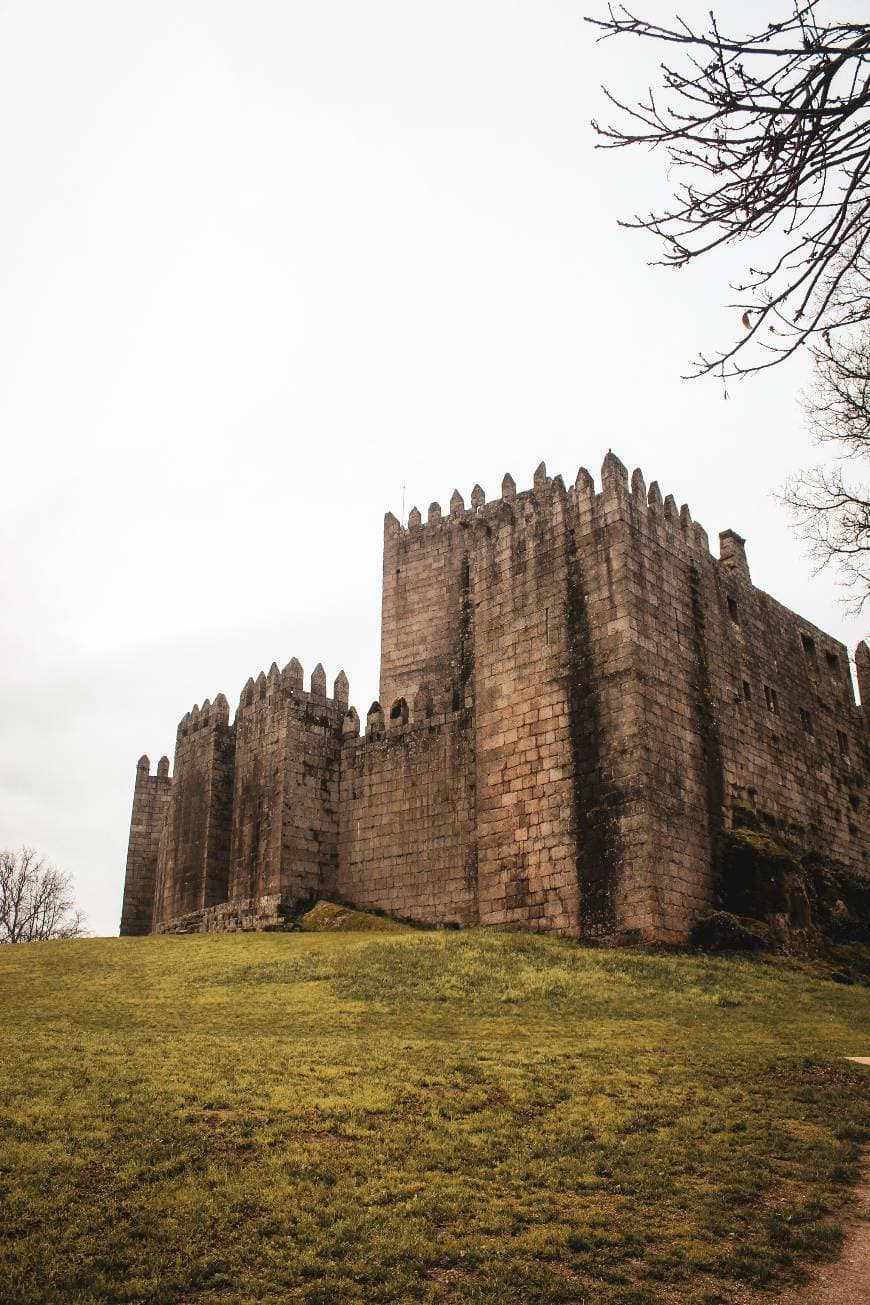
[2,1,866,936]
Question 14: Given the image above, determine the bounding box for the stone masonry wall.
[151,694,235,928]
[120,755,172,936]
[709,534,866,865]
[565,457,658,940]
[154,894,290,935]
[608,460,868,941]
[380,497,474,714]
[469,468,580,934]
[612,468,732,941]
[228,660,346,909]
[336,704,477,925]
[372,457,674,939]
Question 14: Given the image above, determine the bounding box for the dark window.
[837,730,850,756]
[800,707,814,735]
[826,651,841,676]
[727,596,739,623]
[801,634,816,660]
[742,680,752,702]
[764,685,779,714]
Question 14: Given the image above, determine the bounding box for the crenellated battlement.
[176,692,231,743]
[383,451,715,566]
[235,659,349,717]
[345,687,463,753]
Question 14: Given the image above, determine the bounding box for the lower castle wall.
[154,894,290,935]
[336,714,478,925]
[709,554,866,868]
[280,702,343,904]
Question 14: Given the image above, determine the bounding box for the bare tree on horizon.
[0,847,88,944]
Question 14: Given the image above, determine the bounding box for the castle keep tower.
[121,452,869,941]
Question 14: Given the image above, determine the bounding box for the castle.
[121,452,869,943]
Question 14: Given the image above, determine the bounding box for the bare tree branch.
[781,266,870,609]
[0,848,88,944]
[587,2,870,379]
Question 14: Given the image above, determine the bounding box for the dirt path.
[774,1177,869,1304]
[774,1068,869,1305]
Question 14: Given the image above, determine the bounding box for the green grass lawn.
[1,930,868,1305]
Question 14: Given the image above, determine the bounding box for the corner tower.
[120,755,171,935]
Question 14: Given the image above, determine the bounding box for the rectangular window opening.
[838,730,850,756]
[826,651,841,676]
[742,680,752,702]
[801,634,816,660]
[727,596,739,624]
[800,707,814,735]
[764,684,779,715]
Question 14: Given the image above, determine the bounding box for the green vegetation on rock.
[716,828,811,927]
[299,900,411,933]
[688,910,768,954]
[700,824,870,958]
[0,930,868,1304]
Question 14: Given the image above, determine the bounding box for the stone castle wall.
[227,661,345,907]
[121,451,869,941]
[336,706,478,926]
[120,755,172,936]
[151,694,235,927]
[469,468,580,936]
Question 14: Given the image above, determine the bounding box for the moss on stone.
[716,828,812,929]
[689,910,769,953]
[712,826,870,954]
[299,900,411,933]
[803,854,870,945]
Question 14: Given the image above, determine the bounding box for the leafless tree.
[588,2,870,379]
[784,299,870,611]
[0,847,88,943]
[588,2,870,607]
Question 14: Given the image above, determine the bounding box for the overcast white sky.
[2,1,867,936]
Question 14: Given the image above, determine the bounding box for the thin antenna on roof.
[401,481,406,520]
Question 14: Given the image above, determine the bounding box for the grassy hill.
[1,930,868,1304]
